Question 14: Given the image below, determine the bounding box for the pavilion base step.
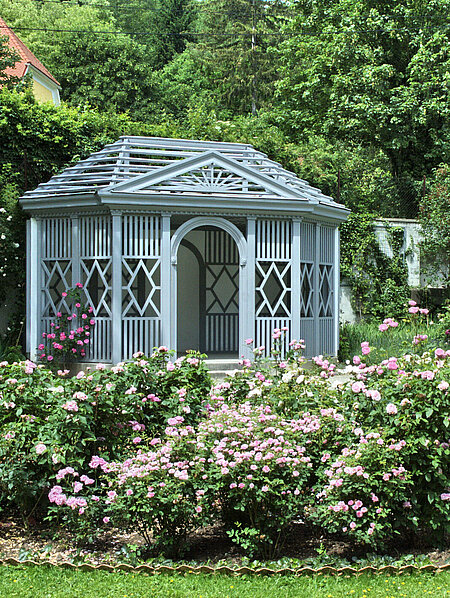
[205,359,242,381]
[204,359,242,371]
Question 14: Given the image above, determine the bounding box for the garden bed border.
[1,558,449,576]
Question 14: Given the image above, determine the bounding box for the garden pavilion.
[20,136,350,364]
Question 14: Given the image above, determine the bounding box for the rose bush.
[195,402,316,558]
[338,348,450,536]
[0,350,211,519]
[309,431,412,546]
[1,313,448,555]
[38,285,95,366]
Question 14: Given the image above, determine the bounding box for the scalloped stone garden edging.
[1,557,449,576]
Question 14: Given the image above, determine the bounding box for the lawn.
[0,565,449,598]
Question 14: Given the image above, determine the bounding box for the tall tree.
[107,0,196,68]
[275,0,450,186]
[195,0,288,115]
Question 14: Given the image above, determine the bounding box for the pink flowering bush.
[100,348,211,434]
[47,403,320,558]
[47,428,211,557]
[39,285,95,365]
[309,432,412,546]
[0,350,211,519]
[339,348,450,537]
[194,402,316,558]
[1,319,449,555]
[0,361,57,514]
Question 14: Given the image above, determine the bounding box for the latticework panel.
[318,225,336,355]
[41,218,73,317]
[320,225,334,264]
[319,264,333,317]
[122,215,161,359]
[255,318,291,356]
[255,219,292,356]
[320,319,335,355]
[80,215,112,361]
[299,319,315,358]
[300,262,314,318]
[204,229,239,353]
[318,226,334,320]
[300,222,315,262]
[40,218,73,351]
[296,221,316,355]
[206,314,238,353]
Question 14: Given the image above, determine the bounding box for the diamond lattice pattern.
[256,261,291,318]
[81,259,112,317]
[319,264,333,317]
[122,258,161,318]
[206,265,239,315]
[300,262,314,318]
[41,259,72,317]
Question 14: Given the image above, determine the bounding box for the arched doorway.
[171,217,248,357]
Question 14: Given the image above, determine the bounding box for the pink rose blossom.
[35,443,47,455]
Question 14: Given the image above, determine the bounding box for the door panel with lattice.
[203,229,239,353]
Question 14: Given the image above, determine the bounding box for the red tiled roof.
[0,17,59,86]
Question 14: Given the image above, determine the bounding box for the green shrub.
[0,351,211,519]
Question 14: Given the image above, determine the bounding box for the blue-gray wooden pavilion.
[20,136,350,363]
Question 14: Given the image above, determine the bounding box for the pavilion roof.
[21,136,347,213]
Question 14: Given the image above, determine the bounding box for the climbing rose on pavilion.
[39,285,95,366]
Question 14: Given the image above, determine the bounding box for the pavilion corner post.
[334,225,340,356]
[160,214,171,350]
[291,218,302,343]
[29,217,42,362]
[313,223,321,357]
[246,216,256,360]
[111,211,122,364]
[71,216,80,286]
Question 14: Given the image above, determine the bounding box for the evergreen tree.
[196,0,288,115]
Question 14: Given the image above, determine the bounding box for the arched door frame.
[170,216,248,356]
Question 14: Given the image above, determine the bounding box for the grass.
[0,564,449,598]
[338,320,445,362]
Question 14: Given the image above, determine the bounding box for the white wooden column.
[334,226,340,356]
[291,218,302,342]
[71,216,80,286]
[26,220,31,355]
[111,211,122,364]
[161,214,171,349]
[246,216,256,359]
[29,217,41,362]
[313,223,321,357]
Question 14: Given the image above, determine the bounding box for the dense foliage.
[419,165,450,289]
[0,348,211,519]
[0,0,449,339]
[1,309,449,559]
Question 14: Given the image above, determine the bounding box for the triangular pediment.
[106,151,308,200]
